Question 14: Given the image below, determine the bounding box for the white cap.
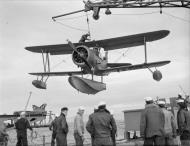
[178,92,182,95]
[98,101,106,107]
[20,112,26,116]
[176,99,185,103]
[157,100,165,105]
[79,106,85,111]
[144,97,153,102]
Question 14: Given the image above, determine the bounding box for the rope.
[86,12,91,39]
[56,14,87,20]
[54,21,88,32]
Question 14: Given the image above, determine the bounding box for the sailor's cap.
[98,101,106,107]
[176,99,185,103]
[157,100,166,105]
[79,106,85,111]
[20,112,26,116]
[144,97,153,102]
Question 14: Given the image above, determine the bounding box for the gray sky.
[0,0,190,121]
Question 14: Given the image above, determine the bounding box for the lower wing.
[29,71,86,76]
[100,61,170,74]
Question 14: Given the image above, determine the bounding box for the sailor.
[0,121,9,146]
[49,113,59,146]
[110,110,117,146]
[88,105,98,146]
[74,106,85,146]
[79,33,90,43]
[157,100,177,146]
[86,101,117,146]
[140,97,165,146]
[176,98,190,146]
[15,112,33,146]
[55,107,69,146]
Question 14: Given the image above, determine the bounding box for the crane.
[52,0,190,20]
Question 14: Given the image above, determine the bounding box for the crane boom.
[52,0,190,20]
[24,92,32,111]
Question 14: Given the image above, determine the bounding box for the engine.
[153,70,162,81]
[72,46,89,67]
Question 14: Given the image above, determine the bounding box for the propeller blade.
[67,39,92,70]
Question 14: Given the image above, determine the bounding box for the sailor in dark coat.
[15,112,33,146]
[49,114,58,146]
[176,98,190,146]
[140,97,165,146]
[55,107,69,146]
[86,102,117,146]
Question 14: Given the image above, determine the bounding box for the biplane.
[25,30,170,94]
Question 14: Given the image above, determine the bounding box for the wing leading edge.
[29,61,170,76]
[25,30,169,55]
[29,71,86,76]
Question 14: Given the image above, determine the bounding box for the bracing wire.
[114,48,131,63]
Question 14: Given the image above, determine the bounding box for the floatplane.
[25,30,171,94]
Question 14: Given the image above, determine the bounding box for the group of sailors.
[0,94,190,146]
[49,101,117,146]
[140,94,190,146]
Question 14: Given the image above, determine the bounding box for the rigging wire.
[162,11,190,23]
[111,10,160,16]
[114,48,131,63]
[54,21,88,32]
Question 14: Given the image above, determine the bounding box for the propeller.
[67,40,93,71]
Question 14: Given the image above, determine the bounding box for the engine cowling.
[72,46,89,67]
[153,70,162,81]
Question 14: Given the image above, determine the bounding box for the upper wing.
[25,30,169,55]
[29,71,86,76]
[100,61,170,74]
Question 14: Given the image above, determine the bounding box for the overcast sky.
[0,0,189,121]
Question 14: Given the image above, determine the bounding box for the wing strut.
[144,37,147,63]
[41,50,50,73]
